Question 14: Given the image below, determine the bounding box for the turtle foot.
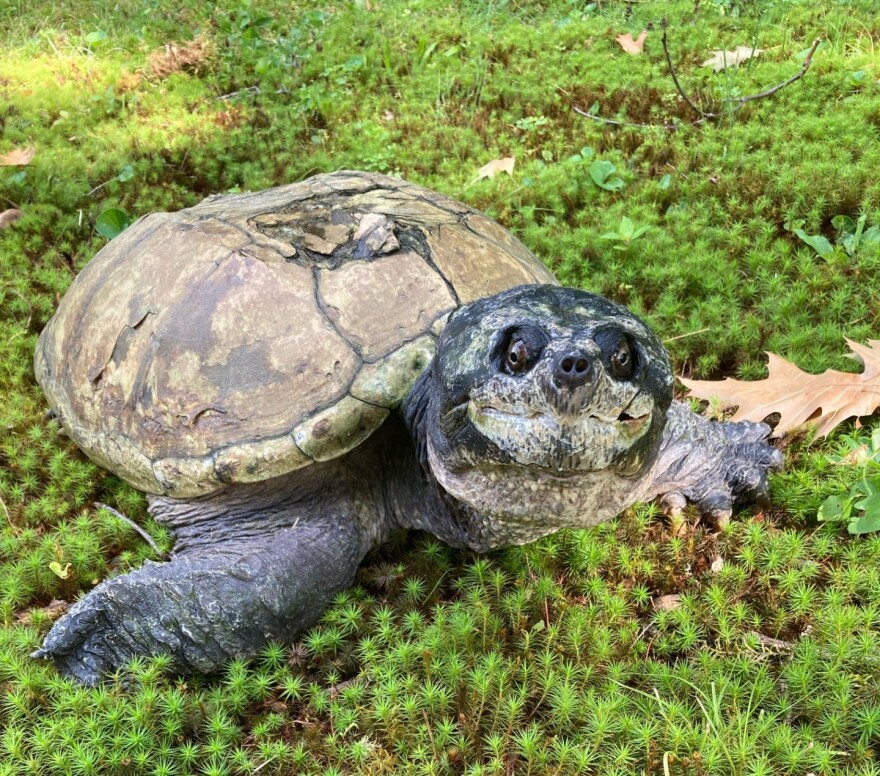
[647,403,784,528]
[33,561,188,685]
[34,516,366,684]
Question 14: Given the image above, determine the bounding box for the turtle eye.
[497,325,548,376]
[595,328,638,380]
[506,338,528,373]
[610,340,634,379]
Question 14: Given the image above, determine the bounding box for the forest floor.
[1,0,880,773]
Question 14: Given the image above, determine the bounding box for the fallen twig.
[94,502,168,559]
[572,106,678,130]
[664,327,711,343]
[734,38,822,106]
[217,84,291,101]
[661,19,821,120]
[751,632,795,651]
[575,26,821,129]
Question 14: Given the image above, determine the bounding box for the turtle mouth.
[466,400,654,473]
[473,404,651,433]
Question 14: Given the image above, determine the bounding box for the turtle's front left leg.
[33,511,365,685]
[637,400,784,525]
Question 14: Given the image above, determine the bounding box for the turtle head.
[406,285,674,530]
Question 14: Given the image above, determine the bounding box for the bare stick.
[657,19,821,123]
[94,502,167,559]
[218,85,261,100]
[573,106,678,130]
[751,632,795,651]
[732,38,821,105]
[664,327,711,343]
[661,19,718,120]
[217,85,291,101]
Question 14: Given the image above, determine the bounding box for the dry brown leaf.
[0,209,23,229]
[0,145,35,166]
[680,340,880,437]
[475,156,515,181]
[616,31,648,55]
[15,599,69,624]
[701,46,763,72]
[653,594,682,611]
[148,36,214,79]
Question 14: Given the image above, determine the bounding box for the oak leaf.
[0,145,35,166]
[616,31,647,55]
[680,340,880,437]
[701,46,763,72]
[475,156,515,181]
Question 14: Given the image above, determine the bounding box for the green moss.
[1,0,880,773]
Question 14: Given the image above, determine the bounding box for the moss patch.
[2,0,880,773]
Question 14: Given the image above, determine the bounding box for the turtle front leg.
[33,512,365,685]
[637,400,784,525]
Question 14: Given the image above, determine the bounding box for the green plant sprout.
[600,216,652,250]
[787,214,880,259]
[94,208,131,239]
[832,213,880,257]
[588,159,624,191]
[818,427,880,534]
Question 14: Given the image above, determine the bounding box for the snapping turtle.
[33,171,781,684]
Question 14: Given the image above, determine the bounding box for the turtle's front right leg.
[33,512,365,685]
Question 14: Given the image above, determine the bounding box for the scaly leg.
[33,509,365,685]
[638,400,784,526]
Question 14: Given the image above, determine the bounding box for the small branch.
[572,106,678,131]
[664,327,711,344]
[654,20,821,124]
[218,85,261,100]
[661,18,718,120]
[94,502,167,559]
[751,632,795,651]
[217,84,291,101]
[732,38,821,105]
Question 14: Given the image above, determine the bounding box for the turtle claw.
[688,421,782,524]
[35,583,137,686]
[648,404,783,527]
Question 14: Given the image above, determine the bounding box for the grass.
[1,0,880,773]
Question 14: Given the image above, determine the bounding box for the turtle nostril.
[553,350,592,387]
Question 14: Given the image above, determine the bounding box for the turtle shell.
[35,171,557,497]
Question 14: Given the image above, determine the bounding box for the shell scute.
[317,251,456,360]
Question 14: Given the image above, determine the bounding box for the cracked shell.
[35,170,557,497]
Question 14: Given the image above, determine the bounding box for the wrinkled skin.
[35,286,782,684]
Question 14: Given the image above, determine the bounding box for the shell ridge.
[460,218,551,282]
[211,215,295,263]
[311,267,365,359]
[361,329,440,365]
[398,225,461,307]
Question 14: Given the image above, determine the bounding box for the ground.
[1,0,880,774]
